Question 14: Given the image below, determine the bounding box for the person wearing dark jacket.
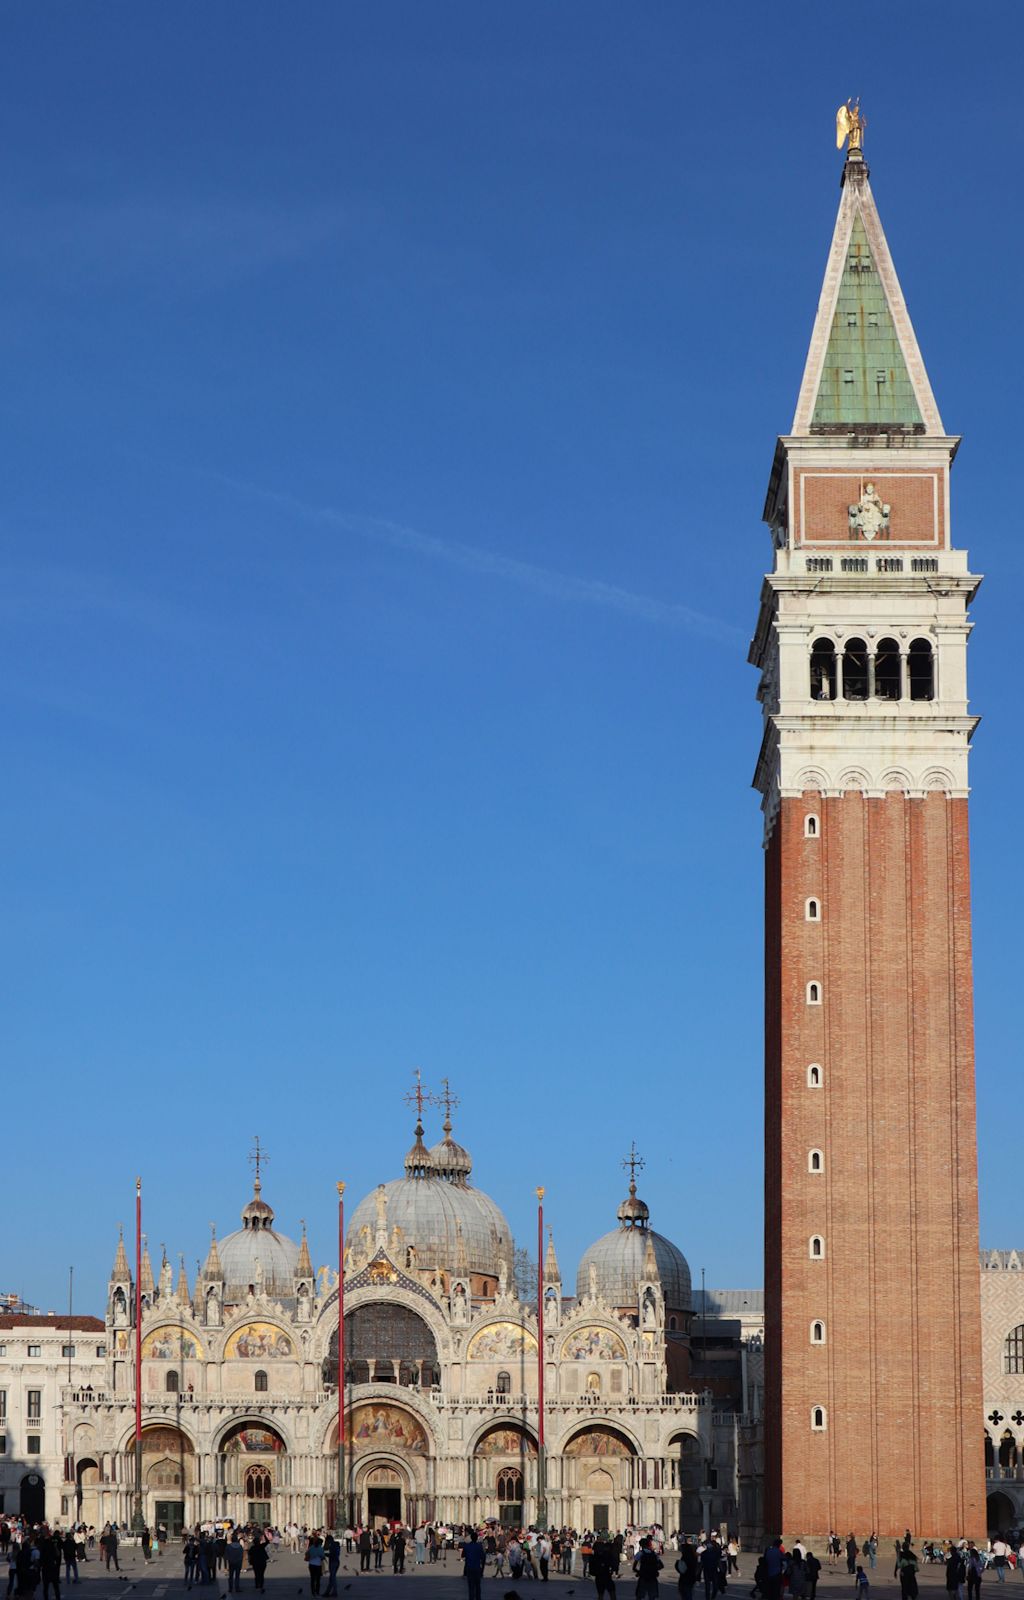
[676,1543,698,1600]
[358,1529,372,1574]
[635,1540,663,1600]
[249,1536,269,1593]
[39,1538,61,1600]
[60,1536,77,1588]
[804,1553,821,1600]
[592,1539,617,1600]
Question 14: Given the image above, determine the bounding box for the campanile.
[750,118,985,1539]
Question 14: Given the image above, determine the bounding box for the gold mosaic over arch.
[560,1325,627,1361]
[223,1322,294,1360]
[466,1321,537,1360]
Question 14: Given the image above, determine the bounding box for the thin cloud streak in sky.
[232,480,743,646]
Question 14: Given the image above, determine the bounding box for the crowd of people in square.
[4,1510,1024,1600]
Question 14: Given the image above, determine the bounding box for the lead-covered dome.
[348,1114,513,1282]
[576,1173,691,1311]
[217,1180,301,1300]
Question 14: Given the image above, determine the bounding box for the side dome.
[217,1179,300,1301]
[576,1167,691,1311]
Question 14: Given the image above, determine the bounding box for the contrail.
[226,478,743,647]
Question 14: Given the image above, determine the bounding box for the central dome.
[347,1115,513,1282]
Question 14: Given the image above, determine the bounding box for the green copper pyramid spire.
[791,155,943,437]
[810,216,922,426]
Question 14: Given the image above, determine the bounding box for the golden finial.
[337,1181,346,1197]
[836,98,866,154]
[536,1186,545,1202]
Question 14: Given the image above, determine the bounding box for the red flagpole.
[536,1186,546,1528]
[134,1178,143,1531]
[337,1182,346,1530]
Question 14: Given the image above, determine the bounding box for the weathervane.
[248,1134,269,1189]
[836,98,866,154]
[622,1141,645,1193]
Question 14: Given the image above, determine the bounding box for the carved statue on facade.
[849,481,890,541]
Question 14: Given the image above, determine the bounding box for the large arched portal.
[125,1425,195,1537]
[988,1490,1017,1536]
[220,1423,287,1527]
[471,1424,538,1527]
[324,1304,440,1389]
[562,1426,637,1534]
[328,1403,433,1528]
[668,1431,702,1529]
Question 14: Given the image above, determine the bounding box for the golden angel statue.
[836,99,866,153]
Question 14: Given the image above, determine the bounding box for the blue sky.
[2,3,1019,1312]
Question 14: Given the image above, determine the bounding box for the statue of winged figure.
[836,99,866,153]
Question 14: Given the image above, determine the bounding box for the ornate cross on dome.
[403,1069,430,1122]
[622,1141,645,1193]
[249,1135,269,1189]
[437,1076,460,1130]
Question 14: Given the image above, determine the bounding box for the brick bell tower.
[750,115,985,1540]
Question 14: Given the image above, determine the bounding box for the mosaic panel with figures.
[560,1326,627,1361]
[224,1323,294,1359]
[467,1321,537,1360]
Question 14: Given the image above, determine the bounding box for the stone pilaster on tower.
[751,125,985,1541]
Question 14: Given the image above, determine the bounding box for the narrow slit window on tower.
[807,1064,822,1088]
[808,1149,824,1174]
[843,637,869,700]
[806,898,820,921]
[807,981,821,1005]
[846,311,857,328]
[810,1235,825,1259]
[908,638,935,701]
[875,637,902,700]
[811,1405,827,1431]
[843,369,855,384]
[809,638,836,701]
[804,814,819,838]
[811,1320,826,1345]
[875,369,888,386]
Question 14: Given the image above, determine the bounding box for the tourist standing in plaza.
[225,1533,244,1593]
[305,1532,324,1596]
[635,1537,663,1600]
[248,1533,268,1592]
[461,1529,485,1600]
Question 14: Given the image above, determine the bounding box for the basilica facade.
[45,1115,759,1536]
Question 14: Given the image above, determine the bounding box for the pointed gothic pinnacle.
[176,1255,191,1307]
[139,1238,155,1296]
[111,1225,130,1282]
[202,1224,222,1281]
[454,1219,468,1276]
[642,1231,659,1281]
[296,1220,313,1279]
[544,1228,561,1285]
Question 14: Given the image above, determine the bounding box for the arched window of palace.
[908,638,935,701]
[165,1371,179,1394]
[254,1370,268,1393]
[843,638,869,701]
[496,1371,511,1396]
[810,638,836,701]
[875,637,901,700]
[1003,1325,1024,1374]
[1000,1430,1018,1472]
[244,1465,272,1501]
